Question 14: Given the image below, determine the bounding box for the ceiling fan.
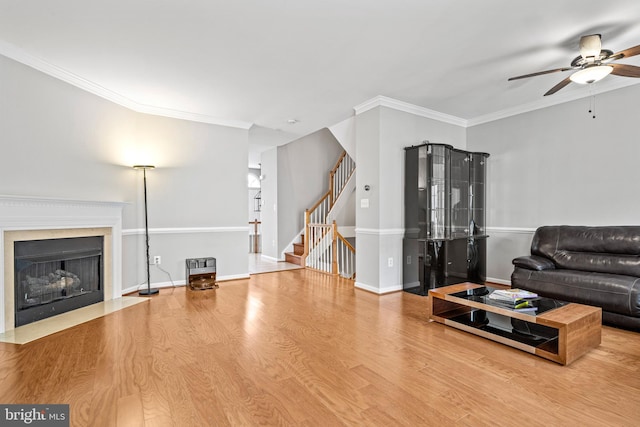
[508,34,640,96]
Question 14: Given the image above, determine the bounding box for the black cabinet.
[403,143,489,295]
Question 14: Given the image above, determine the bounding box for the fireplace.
[14,236,104,327]
[1,196,126,333]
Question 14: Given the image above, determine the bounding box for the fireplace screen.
[14,236,104,327]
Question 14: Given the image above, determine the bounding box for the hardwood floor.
[1,269,639,426]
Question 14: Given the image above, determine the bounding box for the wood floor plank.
[0,269,638,426]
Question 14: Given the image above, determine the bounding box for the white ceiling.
[2,1,640,149]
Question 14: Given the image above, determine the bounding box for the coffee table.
[428,282,601,365]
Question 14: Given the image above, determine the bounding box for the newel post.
[332,220,338,275]
[304,209,310,257]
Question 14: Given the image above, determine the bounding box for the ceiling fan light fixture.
[569,65,613,84]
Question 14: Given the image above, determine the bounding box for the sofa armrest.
[512,255,555,271]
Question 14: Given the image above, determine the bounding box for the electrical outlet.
[388,257,393,267]
[153,255,161,265]
[406,255,411,265]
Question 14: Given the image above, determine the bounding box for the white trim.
[355,228,405,236]
[218,273,251,281]
[281,228,305,260]
[353,80,640,130]
[122,273,250,294]
[354,96,468,127]
[0,194,129,210]
[337,226,356,238]
[487,277,511,286]
[122,280,187,295]
[0,42,253,130]
[355,281,403,295]
[486,227,536,234]
[122,226,249,236]
[260,254,284,262]
[0,195,126,333]
[355,226,535,236]
[468,79,640,127]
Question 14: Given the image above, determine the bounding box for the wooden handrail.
[336,231,355,253]
[307,190,331,215]
[330,151,348,175]
[302,150,356,279]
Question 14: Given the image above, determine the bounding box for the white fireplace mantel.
[0,195,127,333]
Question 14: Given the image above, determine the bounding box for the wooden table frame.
[428,283,602,365]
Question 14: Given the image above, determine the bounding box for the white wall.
[329,116,356,160]
[1,54,249,291]
[275,128,343,257]
[260,147,278,259]
[355,106,467,293]
[467,83,640,284]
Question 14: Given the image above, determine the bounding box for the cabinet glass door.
[469,152,488,235]
[450,149,470,238]
[427,145,450,239]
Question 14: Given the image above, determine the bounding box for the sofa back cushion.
[531,226,640,276]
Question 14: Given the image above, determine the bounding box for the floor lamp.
[133,165,159,296]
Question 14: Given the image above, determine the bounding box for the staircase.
[284,235,305,266]
[295,150,356,279]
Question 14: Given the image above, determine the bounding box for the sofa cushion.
[531,226,640,276]
[512,255,555,271]
[512,267,640,317]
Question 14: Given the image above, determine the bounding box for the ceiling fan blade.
[543,76,572,96]
[610,63,640,77]
[612,44,640,59]
[508,67,572,81]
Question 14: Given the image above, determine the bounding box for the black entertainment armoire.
[403,142,490,295]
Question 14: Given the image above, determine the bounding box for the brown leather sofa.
[511,225,640,331]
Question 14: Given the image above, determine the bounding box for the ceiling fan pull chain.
[587,84,596,119]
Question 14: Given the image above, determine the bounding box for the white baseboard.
[260,254,285,262]
[355,281,403,295]
[122,280,186,295]
[486,277,511,286]
[218,273,251,281]
[122,273,250,294]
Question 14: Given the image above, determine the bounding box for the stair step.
[285,252,304,266]
[293,242,304,255]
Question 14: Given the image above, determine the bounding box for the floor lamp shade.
[133,165,159,296]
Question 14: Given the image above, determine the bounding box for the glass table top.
[448,285,568,317]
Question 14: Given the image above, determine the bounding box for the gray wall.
[355,106,467,293]
[467,83,640,283]
[1,54,249,291]
[275,128,343,257]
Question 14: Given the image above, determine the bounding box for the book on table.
[488,288,538,301]
[488,289,539,312]
[489,298,539,312]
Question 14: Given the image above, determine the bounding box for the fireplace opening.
[14,236,104,327]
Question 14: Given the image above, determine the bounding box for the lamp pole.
[134,165,159,296]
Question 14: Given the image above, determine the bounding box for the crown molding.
[467,79,640,127]
[354,78,640,130]
[0,41,253,130]
[354,95,468,127]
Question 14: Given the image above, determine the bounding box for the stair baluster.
[298,151,356,278]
